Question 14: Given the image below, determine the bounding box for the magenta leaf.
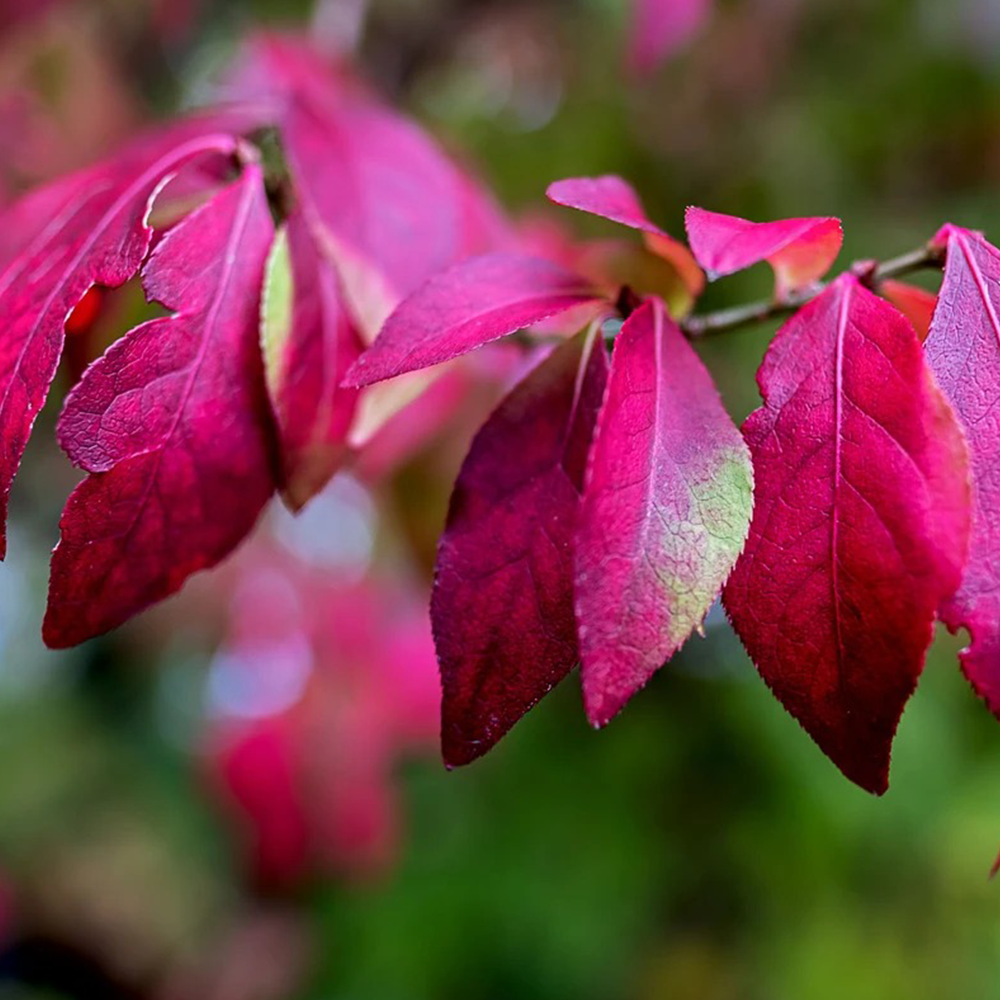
[575,297,753,726]
[0,124,241,559]
[685,206,843,297]
[724,275,970,794]
[344,253,605,388]
[44,165,277,648]
[262,209,363,511]
[547,176,674,240]
[547,175,704,298]
[433,328,609,766]
[628,0,711,75]
[924,225,1000,716]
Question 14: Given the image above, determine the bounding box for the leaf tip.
[581,679,627,730]
[40,614,75,651]
[441,730,488,770]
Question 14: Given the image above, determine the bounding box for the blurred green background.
[0,1,999,998]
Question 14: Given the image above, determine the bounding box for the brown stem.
[679,241,945,339]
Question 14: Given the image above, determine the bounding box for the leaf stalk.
[679,242,944,339]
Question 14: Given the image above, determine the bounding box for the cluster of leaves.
[348,176,1000,798]
[2,22,997,803]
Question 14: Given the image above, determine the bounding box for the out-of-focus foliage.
[0,0,999,998]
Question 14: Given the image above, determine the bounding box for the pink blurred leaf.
[547,175,704,298]
[628,0,711,75]
[0,124,240,558]
[262,210,363,511]
[206,553,441,880]
[924,225,1000,717]
[724,275,970,794]
[344,252,605,388]
[44,166,277,648]
[575,298,753,726]
[434,327,609,765]
[685,206,843,298]
[213,717,312,889]
[881,279,937,342]
[221,31,351,114]
[232,34,511,339]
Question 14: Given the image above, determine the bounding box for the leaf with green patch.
[575,297,753,726]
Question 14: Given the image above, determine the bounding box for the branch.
[680,242,945,339]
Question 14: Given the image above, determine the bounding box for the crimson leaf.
[434,327,609,765]
[724,275,970,794]
[44,165,277,648]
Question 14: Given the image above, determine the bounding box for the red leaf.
[685,206,842,298]
[0,124,240,558]
[433,328,609,766]
[724,275,970,794]
[262,209,363,511]
[344,253,605,388]
[627,0,711,75]
[575,298,753,726]
[44,166,277,648]
[924,225,1000,715]
[547,175,704,298]
[881,279,937,342]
